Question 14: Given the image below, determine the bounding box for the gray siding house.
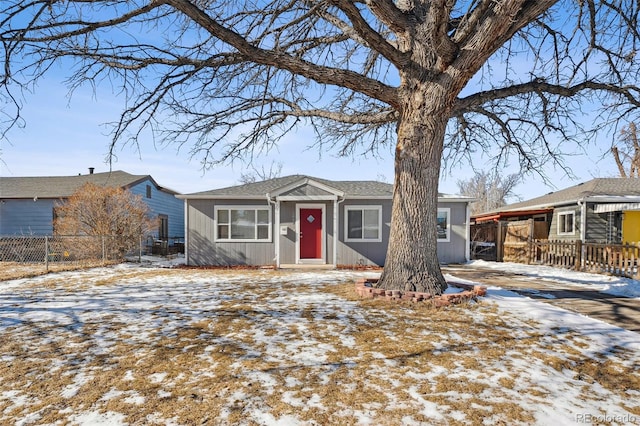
[472,178,640,244]
[0,170,184,244]
[178,175,474,267]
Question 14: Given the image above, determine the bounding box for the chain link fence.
[0,235,146,281]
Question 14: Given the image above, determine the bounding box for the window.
[437,208,450,242]
[215,207,271,241]
[146,185,152,199]
[345,206,382,242]
[557,211,575,235]
[605,211,622,244]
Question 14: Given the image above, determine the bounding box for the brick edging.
[354,278,487,307]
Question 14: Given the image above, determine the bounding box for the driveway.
[443,264,640,333]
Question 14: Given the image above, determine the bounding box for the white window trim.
[214,205,272,242]
[437,208,451,243]
[557,211,575,236]
[344,205,383,243]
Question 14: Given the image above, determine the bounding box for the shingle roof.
[499,178,640,212]
[182,175,394,198]
[0,170,175,199]
[181,174,471,200]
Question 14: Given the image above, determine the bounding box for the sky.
[0,1,632,202]
[0,72,623,200]
[0,12,628,205]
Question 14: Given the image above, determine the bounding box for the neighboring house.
[0,169,184,244]
[177,175,474,267]
[472,178,640,243]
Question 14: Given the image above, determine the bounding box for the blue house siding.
[128,180,184,240]
[1,173,183,242]
[0,199,56,235]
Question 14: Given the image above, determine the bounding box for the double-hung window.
[216,207,271,241]
[557,211,575,235]
[345,206,382,242]
[437,208,450,242]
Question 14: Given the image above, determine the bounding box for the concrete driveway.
[443,264,640,333]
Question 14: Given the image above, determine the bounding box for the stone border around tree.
[354,278,487,307]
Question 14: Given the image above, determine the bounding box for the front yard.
[0,266,638,425]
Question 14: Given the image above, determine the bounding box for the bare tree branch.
[2,0,640,291]
[457,170,522,215]
[611,122,640,177]
[364,0,409,34]
[332,0,408,67]
[455,80,640,114]
[163,0,399,107]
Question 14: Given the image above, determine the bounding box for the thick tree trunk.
[377,99,449,295]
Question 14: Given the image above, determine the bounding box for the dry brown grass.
[0,269,638,425]
[0,260,118,282]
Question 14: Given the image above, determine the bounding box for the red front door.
[300,208,322,259]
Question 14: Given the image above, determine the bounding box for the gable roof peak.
[181,174,394,198]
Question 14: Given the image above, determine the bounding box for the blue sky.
[0,72,621,199]
[0,1,630,203]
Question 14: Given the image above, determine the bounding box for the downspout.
[578,199,587,241]
[578,199,587,269]
[333,196,345,268]
[266,193,280,268]
[465,201,472,263]
[184,199,189,266]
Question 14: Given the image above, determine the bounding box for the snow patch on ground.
[469,259,640,298]
[0,261,638,425]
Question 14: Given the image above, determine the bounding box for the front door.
[300,208,323,260]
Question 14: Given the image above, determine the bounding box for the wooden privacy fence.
[528,239,640,279]
[475,218,640,279]
[530,240,581,270]
[501,219,549,263]
[472,219,549,262]
[583,242,639,278]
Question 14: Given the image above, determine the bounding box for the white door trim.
[296,203,326,264]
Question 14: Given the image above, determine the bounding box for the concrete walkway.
[442,264,640,333]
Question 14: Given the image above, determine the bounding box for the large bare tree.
[457,171,521,215]
[2,1,639,294]
[611,123,640,177]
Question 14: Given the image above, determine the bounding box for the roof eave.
[501,195,640,212]
[437,197,477,203]
[176,194,267,200]
[582,195,640,203]
[344,195,392,200]
[473,208,553,222]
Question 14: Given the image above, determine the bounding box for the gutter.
[465,201,472,262]
[184,199,190,266]
[334,196,345,268]
[577,198,587,269]
[266,193,280,268]
[578,199,587,242]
